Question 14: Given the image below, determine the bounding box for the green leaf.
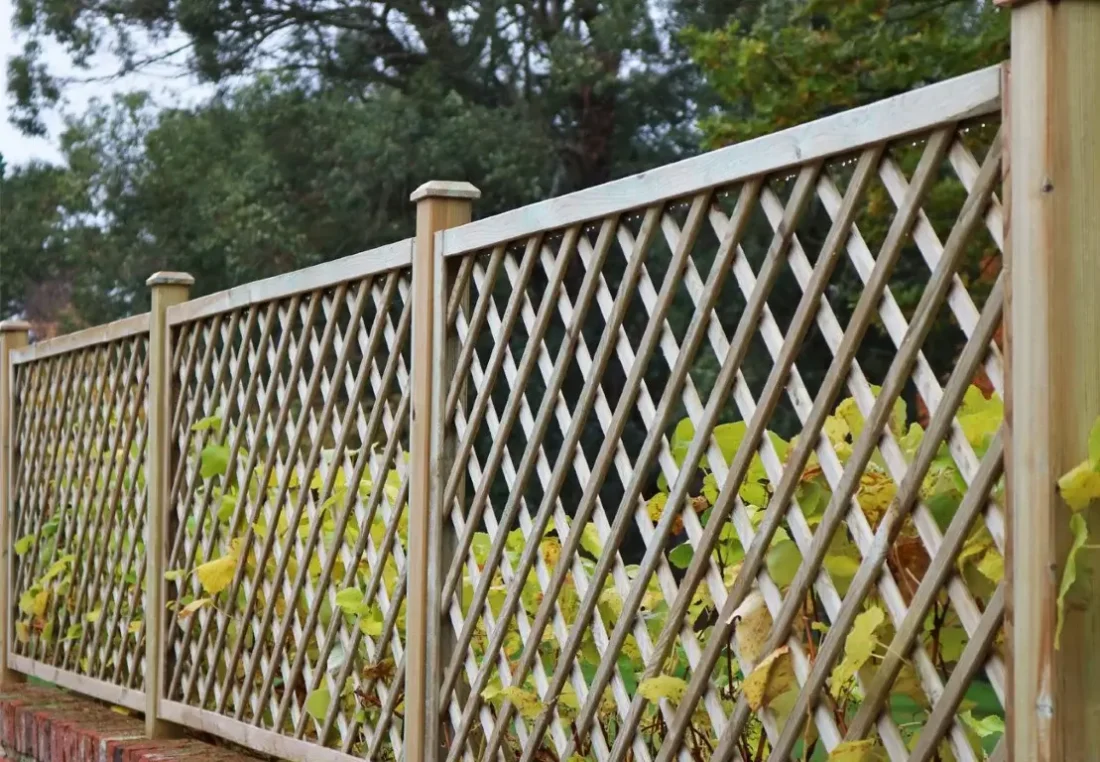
[335,587,364,614]
[668,543,694,569]
[670,418,696,466]
[960,710,1004,739]
[218,492,237,521]
[64,624,82,640]
[14,534,35,556]
[765,535,801,588]
[1056,512,1089,648]
[579,523,603,558]
[199,444,230,480]
[85,608,102,623]
[637,675,688,704]
[305,687,331,720]
[190,414,222,432]
[830,605,885,698]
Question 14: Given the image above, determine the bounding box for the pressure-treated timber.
[0,321,29,689]
[166,238,414,324]
[438,66,1000,258]
[406,180,479,762]
[1008,3,1100,762]
[145,271,194,738]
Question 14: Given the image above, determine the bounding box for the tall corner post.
[145,272,194,738]
[406,181,479,762]
[0,320,30,691]
[1003,2,1100,761]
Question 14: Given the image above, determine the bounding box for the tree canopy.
[2,0,1008,328]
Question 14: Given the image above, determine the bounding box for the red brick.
[0,688,257,762]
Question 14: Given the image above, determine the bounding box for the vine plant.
[19,384,1071,761]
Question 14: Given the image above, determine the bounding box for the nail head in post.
[0,320,31,333]
[410,181,482,203]
[146,272,195,288]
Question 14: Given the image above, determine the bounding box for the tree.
[0,156,96,331]
[682,0,1008,149]
[8,0,707,195]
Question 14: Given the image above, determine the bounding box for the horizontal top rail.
[10,312,151,364]
[438,64,1002,258]
[167,237,414,324]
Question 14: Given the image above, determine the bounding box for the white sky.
[1,0,209,167]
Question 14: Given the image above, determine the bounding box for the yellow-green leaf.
[190,414,222,432]
[730,591,772,664]
[85,608,101,623]
[1057,460,1100,512]
[1056,512,1089,648]
[195,553,238,595]
[199,444,230,480]
[580,523,603,558]
[637,675,688,704]
[743,646,795,711]
[497,686,542,718]
[14,534,35,556]
[830,605,885,699]
[64,624,83,640]
[335,587,365,614]
[828,739,884,761]
[305,687,331,720]
[178,598,212,620]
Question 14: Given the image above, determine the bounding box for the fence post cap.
[0,320,31,333]
[410,181,481,202]
[146,272,195,287]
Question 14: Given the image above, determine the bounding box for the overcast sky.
[1,0,208,167]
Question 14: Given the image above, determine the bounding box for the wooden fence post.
[145,272,194,737]
[0,320,30,690]
[1002,2,1100,761]
[406,181,479,762]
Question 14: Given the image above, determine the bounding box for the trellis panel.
[432,68,1005,762]
[160,247,415,761]
[8,317,152,711]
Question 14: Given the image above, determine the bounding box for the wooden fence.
[2,5,1099,760]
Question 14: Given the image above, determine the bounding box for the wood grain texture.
[438,66,1000,258]
[0,322,29,688]
[166,238,413,324]
[1009,3,1100,762]
[10,313,150,364]
[406,184,477,762]
[145,274,192,738]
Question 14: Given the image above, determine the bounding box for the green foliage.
[682,0,1008,149]
[13,381,1012,758]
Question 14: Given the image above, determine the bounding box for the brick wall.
[0,685,261,762]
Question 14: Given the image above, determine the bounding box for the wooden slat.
[166,238,414,324]
[9,654,144,712]
[10,313,150,365]
[438,67,1000,258]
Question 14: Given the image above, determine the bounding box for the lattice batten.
[428,70,1006,762]
[7,320,152,707]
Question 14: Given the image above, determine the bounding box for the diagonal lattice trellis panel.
[163,268,413,759]
[10,328,151,700]
[434,113,1005,762]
